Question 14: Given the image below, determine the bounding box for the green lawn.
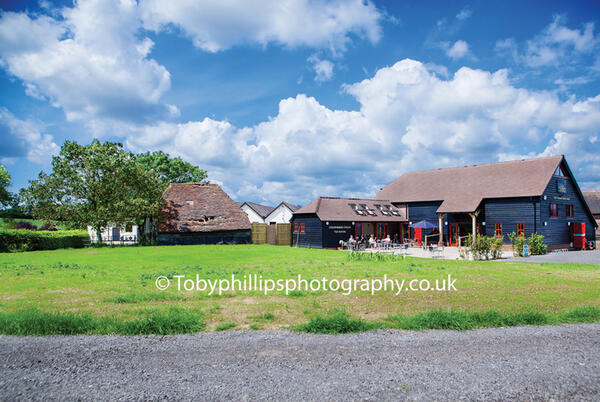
[0,244,598,333]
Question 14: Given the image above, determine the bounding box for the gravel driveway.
[506,249,600,264]
[1,324,599,401]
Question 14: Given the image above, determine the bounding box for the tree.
[0,164,14,208]
[20,140,163,241]
[136,150,207,189]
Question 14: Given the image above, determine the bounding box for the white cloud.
[125,59,600,204]
[456,9,472,21]
[444,40,470,60]
[0,0,176,124]
[139,0,383,54]
[0,108,59,164]
[308,54,335,82]
[496,15,598,67]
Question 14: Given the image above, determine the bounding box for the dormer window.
[186,200,194,206]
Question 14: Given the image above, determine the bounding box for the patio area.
[356,244,513,260]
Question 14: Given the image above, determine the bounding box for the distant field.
[0,245,598,334]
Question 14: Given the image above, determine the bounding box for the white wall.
[241,204,265,223]
[87,224,138,243]
[265,205,293,224]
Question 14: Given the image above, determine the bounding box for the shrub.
[527,233,547,255]
[0,229,88,253]
[15,221,37,230]
[508,232,547,256]
[39,222,58,231]
[466,234,505,260]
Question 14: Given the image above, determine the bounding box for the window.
[566,204,574,218]
[300,222,305,233]
[494,223,503,238]
[516,223,524,238]
[554,165,566,177]
[355,223,362,238]
[125,223,133,232]
[550,203,558,217]
[293,222,298,233]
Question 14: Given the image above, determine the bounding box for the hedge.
[0,229,89,253]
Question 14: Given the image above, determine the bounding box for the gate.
[251,223,267,244]
[275,223,291,246]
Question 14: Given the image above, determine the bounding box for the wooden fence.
[251,223,291,246]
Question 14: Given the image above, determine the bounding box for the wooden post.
[438,213,445,245]
[468,211,479,245]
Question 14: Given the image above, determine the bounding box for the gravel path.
[1,324,599,401]
[506,249,600,264]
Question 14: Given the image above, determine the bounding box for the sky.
[0,0,599,206]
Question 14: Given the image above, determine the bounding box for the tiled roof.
[583,191,600,215]
[241,201,274,219]
[377,155,564,213]
[294,197,407,222]
[160,183,251,233]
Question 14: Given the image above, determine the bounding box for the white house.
[264,201,301,224]
[87,224,139,244]
[239,202,274,224]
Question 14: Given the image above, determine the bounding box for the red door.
[414,228,422,245]
[449,223,459,247]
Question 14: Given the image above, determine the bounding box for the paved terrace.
[358,246,599,263]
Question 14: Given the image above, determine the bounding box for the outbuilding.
[582,191,600,241]
[158,183,251,245]
[291,197,407,248]
[376,155,597,249]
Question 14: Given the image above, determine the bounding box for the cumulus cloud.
[126,59,600,204]
[0,0,176,124]
[308,54,335,82]
[0,108,59,164]
[496,15,598,67]
[444,40,470,60]
[139,0,383,53]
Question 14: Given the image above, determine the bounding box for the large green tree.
[136,150,207,189]
[21,140,163,241]
[0,164,14,208]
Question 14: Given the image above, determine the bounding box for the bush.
[0,229,88,252]
[466,234,505,260]
[528,233,547,255]
[39,222,58,231]
[508,232,547,256]
[15,220,37,230]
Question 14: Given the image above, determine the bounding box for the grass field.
[0,244,598,334]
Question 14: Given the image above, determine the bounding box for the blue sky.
[1,0,599,205]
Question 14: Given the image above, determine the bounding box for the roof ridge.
[401,154,563,176]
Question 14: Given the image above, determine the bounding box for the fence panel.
[276,223,292,246]
[251,223,267,244]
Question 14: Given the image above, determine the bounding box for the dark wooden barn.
[582,190,600,241]
[376,155,597,250]
[158,183,251,245]
[291,197,407,249]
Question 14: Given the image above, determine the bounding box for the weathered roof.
[294,197,407,222]
[377,155,564,213]
[281,201,302,212]
[240,201,274,219]
[583,191,600,215]
[160,183,251,233]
